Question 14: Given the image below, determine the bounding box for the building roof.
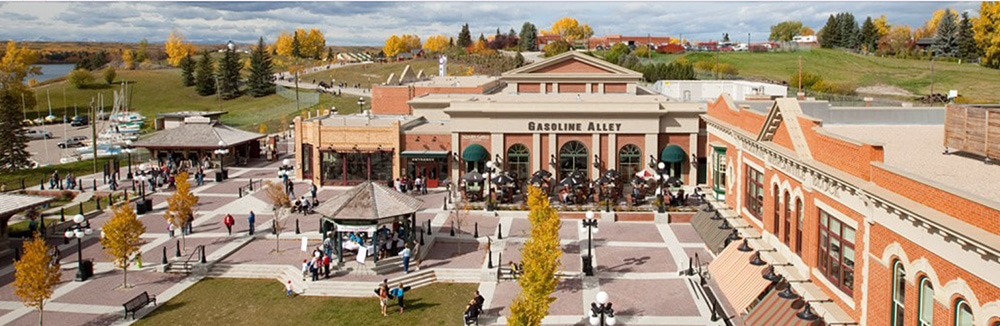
[400,75,499,88]
[315,181,423,223]
[0,194,54,217]
[133,121,264,149]
[502,50,643,78]
[314,113,420,128]
[412,92,677,105]
[823,124,1000,205]
[156,111,227,119]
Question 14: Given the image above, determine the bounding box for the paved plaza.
[0,150,725,326]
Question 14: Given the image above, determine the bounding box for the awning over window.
[744,286,824,326]
[661,145,687,163]
[462,144,489,162]
[400,151,450,159]
[691,208,732,255]
[708,243,772,313]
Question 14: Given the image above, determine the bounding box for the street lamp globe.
[84,228,93,236]
[73,214,85,224]
[486,161,495,170]
[606,315,617,326]
[64,230,74,238]
[657,161,666,170]
[596,291,609,305]
[283,158,290,166]
[74,229,84,238]
[585,210,595,220]
[589,315,600,326]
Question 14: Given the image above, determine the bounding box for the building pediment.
[502,51,642,80]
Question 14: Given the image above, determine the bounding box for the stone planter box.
[613,212,655,222]
[667,212,696,223]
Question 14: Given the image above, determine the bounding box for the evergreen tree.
[932,9,959,57]
[180,53,196,87]
[218,46,242,100]
[0,89,31,172]
[514,51,525,67]
[957,11,978,61]
[291,33,302,58]
[519,22,539,51]
[194,51,216,96]
[248,37,276,97]
[449,37,455,47]
[457,23,473,47]
[479,33,487,43]
[860,17,878,53]
[326,47,335,61]
[722,33,730,42]
[836,13,860,49]
[819,15,840,48]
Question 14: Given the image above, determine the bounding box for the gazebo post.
[337,228,343,264]
[373,231,379,263]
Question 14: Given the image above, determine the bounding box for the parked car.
[58,136,88,148]
[25,129,53,140]
[69,115,89,127]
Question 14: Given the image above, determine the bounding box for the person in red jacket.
[223,214,235,236]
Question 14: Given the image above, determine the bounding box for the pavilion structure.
[0,193,56,257]
[315,181,423,266]
[132,118,264,169]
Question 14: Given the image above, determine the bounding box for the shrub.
[789,71,823,89]
[68,69,95,89]
[103,67,116,84]
[544,40,572,57]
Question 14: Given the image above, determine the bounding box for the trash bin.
[582,255,594,276]
[222,169,229,180]
[143,198,153,212]
[215,172,223,182]
[136,202,147,214]
[76,259,94,281]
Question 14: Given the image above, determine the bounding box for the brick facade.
[372,85,486,115]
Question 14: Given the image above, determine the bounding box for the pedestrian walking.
[248,211,256,235]
[310,182,318,199]
[391,283,406,314]
[310,257,320,281]
[286,280,294,297]
[323,254,331,278]
[400,245,412,274]
[223,214,235,236]
[378,283,389,317]
[301,259,309,281]
[136,252,143,269]
[167,223,175,238]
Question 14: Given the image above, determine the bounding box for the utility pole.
[798,56,803,91]
[91,95,98,175]
[930,56,936,101]
[747,33,751,50]
[21,93,26,121]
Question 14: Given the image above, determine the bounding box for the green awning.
[400,151,450,159]
[661,145,687,163]
[462,144,489,162]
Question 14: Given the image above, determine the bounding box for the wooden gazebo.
[0,194,55,257]
[315,181,423,263]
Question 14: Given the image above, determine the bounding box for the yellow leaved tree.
[121,49,136,70]
[15,233,62,326]
[974,1,1000,69]
[274,32,295,57]
[509,186,562,326]
[384,35,406,58]
[469,39,495,56]
[164,171,198,250]
[264,180,291,252]
[165,31,195,67]
[544,17,594,43]
[916,9,960,39]
[873,15,891,37]
[423,35,450,54]
[298,29,327,59]
[102,202,147,288]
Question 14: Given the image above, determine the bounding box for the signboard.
[527,122,623,132]
[335,223,378,234]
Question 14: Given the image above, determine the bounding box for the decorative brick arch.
[943,281,985,322]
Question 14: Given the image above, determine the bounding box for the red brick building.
[703,96,1000,325]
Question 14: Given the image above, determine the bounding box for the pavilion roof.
[133,121,264,149]
[0,194,54,217]
[315,181,423,223]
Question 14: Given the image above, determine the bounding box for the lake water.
[34,64,76,83]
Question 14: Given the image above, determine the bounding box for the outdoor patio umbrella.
[463,171,484,183]
[532,170,552,179]
[559,176,582,188]
[530,175,546,187]
[492,173,515,185]
[604,169,620,180]
[665,176,683,188]
[594,175,612,185]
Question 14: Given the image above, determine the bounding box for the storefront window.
[321,152,343,185]
[301,144,313,179]
[507,144,530,183]
[712,147,727,195]
[345,153,368,181]
[919,278,934,326]
[618,144,641,179]
[892,261,906,326]
[745,166,763,220]
[371,151,393,182]
[818,210,856,296]
[559,141,588,180]
[955,300,973,326]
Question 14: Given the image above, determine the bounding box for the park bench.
[496,263,522,281]
[122,291,156,319]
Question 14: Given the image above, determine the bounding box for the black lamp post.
[64,214,94,281]
[582,210,598,276]
[357,97,365,112]
[278,158,294,187]
[124,140,134,180]
[214,141,230,181]
[589,291,617,326]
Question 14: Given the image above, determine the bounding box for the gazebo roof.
[133,120,264,149]
[0,194,54,217]
[315,181,423,223]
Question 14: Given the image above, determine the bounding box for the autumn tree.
[121,49,136,70]
[15,233,61,326]
[957,12,979,62]
[769,21,805,42]
[101,202,146,288]
[423,35,450,54]
[544,40,572,57]
[165,31,194,67]
[974,1,1000,68]
[248,37,276,97]
[0,41,41,112]
[275,31,295,57]
[0,89,31,173]
[469,39,495,56]
[509,187,562,326]
[296,29,327,59]
[932,9,959,57]
[384,35,406,58]
[264,180,291,252]
[457,23,473,48]
[544,17,594,43]
[164,172,199,250]
[218,46,242,100]
[918,8,960,39]
[878,25,914,56]
[873,15,891,37]
[519,22,539,51]
[103,66,116,84]
[136,38,150,63]
[194,51,216,96]
[180,53,196,87]
[401,34,421,53]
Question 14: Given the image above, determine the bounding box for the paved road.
[273,62,372,98]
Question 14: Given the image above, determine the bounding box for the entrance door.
[415,162,440,188]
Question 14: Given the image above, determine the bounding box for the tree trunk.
[181,224,187,252]
[38,304,43,326]
[123,262,128,288]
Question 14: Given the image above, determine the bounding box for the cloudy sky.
[0,1,981,46]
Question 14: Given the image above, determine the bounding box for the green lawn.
[0,157,111,191]
[301,59,471,90]
[136,279,478,326]
[28,69,338,132]
[683,49,1000,103]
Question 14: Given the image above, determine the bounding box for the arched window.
[783,191,791,246]
[772,184,780,235]
[955,299,973,326]
[617,144,642,179]
[795,198,803,256]
[506,144,530,184]
[891,261,905,326]
[918,278,934,326]
[558,141,588,180]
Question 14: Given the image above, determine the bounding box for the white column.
[491,133,504,163]
[598,83,605,94]
[608,134,617,170]
[451,133,460,187]
[644,134,658,169]
[591,134,600,177]
[689,133,699,185]
[532,133,541,173]
[548,134,557,175]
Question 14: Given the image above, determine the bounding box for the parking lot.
[24,122,103,167]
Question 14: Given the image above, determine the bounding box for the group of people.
[391,175,427,195]
[48,171,78,190]
[218,211,256,236]
[302,246,334,281]
[376,279,408,316]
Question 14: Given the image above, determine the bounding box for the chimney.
[863,97,874,107]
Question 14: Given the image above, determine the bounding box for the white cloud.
[0,1,982,45]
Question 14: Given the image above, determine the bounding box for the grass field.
[301,59,472,89]
[0,157,112,191]
[136,279,477,326]
[683,49,1000,103]
[27,68,365,133]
